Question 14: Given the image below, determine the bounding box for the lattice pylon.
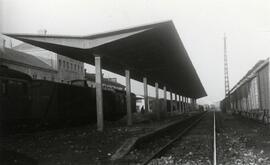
[224,33,231,111]
[224,33,230,96]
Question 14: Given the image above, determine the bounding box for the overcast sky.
[1,0,270,104]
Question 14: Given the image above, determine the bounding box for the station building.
[0,43,57,81]
[13,43,85,83]
[84,73,125,91]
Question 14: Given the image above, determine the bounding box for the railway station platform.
[1,110,270,164]
[0,111,201,164]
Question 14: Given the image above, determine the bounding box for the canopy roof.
[4,20,206,98]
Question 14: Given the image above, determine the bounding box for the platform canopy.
[4,20,206,98]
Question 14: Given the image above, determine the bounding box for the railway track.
[145,111,215,165]
[118,111,217,164]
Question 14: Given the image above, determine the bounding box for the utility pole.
[224,33,231,113]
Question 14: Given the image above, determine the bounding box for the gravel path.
[2,111,268,164]
[0,112,190,164]
[216,112,270,165]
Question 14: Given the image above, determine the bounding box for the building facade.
[0,46,57,81]
[84,73,125,91]
[13,43,84,83]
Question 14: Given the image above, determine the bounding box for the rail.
[141,112,208,165]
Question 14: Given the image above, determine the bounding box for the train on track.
[220,59,270,124]
[0,66,136,134]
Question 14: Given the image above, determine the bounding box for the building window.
[43,76,46,80]
[59,59,61,69]
[0,80,7,96]
[33,74,37,79]
[71,63,73,70]
[63,61,66,68]
[67,62,69,70]
[74,64,76,71]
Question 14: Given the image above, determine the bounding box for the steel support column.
[182,96,185,112]
[155,82,160,119]
[155,83,159,99]
[178,94,181,112]
[195,99,197,110]
[174,93,177,111]
[125,70,132,126]
[170,91,173,112]
[187,97,190,112]
[179,96,182,113]
[190,98,193,111]
[143,77,149,113]
[184,97,187,113]
[163,86,167,112]
[192,98,194,111]
[95,55,104,131]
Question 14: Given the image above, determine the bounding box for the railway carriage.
[220,59,270,124]
[0,66,136,134]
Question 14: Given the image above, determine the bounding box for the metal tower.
[224,33,231,112]
[224,34,230,97]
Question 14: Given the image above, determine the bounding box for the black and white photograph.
[0,0,270,164]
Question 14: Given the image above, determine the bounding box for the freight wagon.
[220,59,270,124]
[0,66,136,134]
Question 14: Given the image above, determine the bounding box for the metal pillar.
[192,98,194,110]
[95,55,104,131]
[163,86,167,112]
[178,94,181,112]
[224,34,231,113]
[195,99,197,110]
[179,96,182,113]
[125,70,132,126]
[170,91,173,112]
[155,82,160,119]
[190,98,192,111]
[188,98,190,111]
[155,83,159,99]
[184,97,187,113]
[182,96,185,112]
[174,93,177,111]
[143,77,149,112]
[193,98,195,110]
[182,96,184,113]
[187,97,190,112]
